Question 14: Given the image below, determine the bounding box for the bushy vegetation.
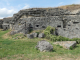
[44,26,80,44]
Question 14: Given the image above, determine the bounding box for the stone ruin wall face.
[1,18,12,30]
[58,15,80,39]
[13,16,63,34]
[2,8,80,39]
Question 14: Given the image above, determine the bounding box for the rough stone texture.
[53,41,77,49]
[32,33,38,37]
[27,34,34,39]
[38,33,45,38]
[12,16,62,33]
[2,17,12,30]
[1,8,80,39]
[36,40,53,52]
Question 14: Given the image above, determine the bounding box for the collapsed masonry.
[1,8,80,39]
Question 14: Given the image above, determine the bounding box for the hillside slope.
[58,4,80,11]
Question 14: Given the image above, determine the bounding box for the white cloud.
[0,8,17,19]
[0,3,30,19]
[23,4,30,9]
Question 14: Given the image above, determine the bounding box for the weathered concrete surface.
[36,40,53,52]
[53,41,77,49]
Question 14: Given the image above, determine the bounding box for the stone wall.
[2,17,12,30]
[10,8,80,38]
[1,8,80,39]
[57,15,80,38]
[12,16,63,34]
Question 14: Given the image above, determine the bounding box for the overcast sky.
[0,0,80,19]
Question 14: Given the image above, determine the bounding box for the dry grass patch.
[1,55,80,60]
[58,4,80,11]
[2,31,12,39]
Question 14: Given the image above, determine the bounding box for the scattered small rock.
[13,37,18,39]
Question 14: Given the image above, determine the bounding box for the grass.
[0,30,80,60]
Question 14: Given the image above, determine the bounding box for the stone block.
[36,40,53,52]
[38,33,45,38]
[53,41,77,49]
[32,33,38,37]
[27,34,34,39]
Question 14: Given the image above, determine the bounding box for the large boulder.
[38,33,45,38]
[53,41,76,49]
[27,34,34,39]
[32,33,38,37]
[27,33,38,38]
[36,40,53,52]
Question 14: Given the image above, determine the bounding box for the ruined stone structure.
[2,17,12,30]
[1,8,80,39]
[10,8,68,34]
[0,19,3,29]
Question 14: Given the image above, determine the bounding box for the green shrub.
[71,38,80,44]
[29,29,33,33]
[36,32,39,35]
[43,26,80,44]
[44,26,55,35]
[70,46,73,50]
